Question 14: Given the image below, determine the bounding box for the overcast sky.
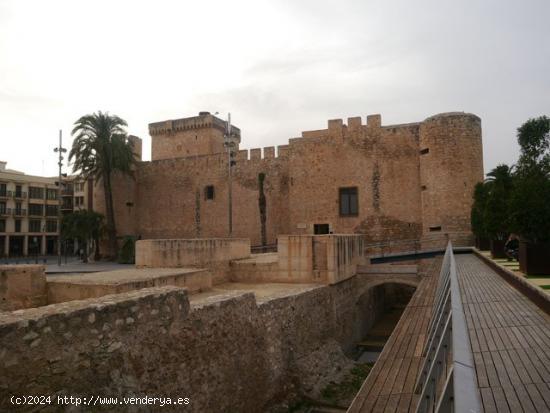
[1,0,549,177]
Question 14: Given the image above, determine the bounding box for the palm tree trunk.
[103,172,117,258]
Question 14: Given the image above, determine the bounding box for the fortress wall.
[97,112,481,250]
[149,115,231,161]
[135,155,229,240]
[0,275,387,411]
[287,117,423,242]
[93,171,138,241]
[133,152,290,247]
[419,113,483,242]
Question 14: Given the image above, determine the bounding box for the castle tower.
[149,112,241,161]
[419,112,483,245]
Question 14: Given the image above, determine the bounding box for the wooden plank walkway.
[457,254,550,413]
[349,253,550,412]
[348,258,441,413]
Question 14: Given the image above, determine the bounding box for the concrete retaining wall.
[135,238,251,284]
[278,235,366,284]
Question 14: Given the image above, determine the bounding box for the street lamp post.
[53,130,66,266]
[224,113,236,238]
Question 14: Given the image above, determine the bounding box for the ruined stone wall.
[0,275,389,412]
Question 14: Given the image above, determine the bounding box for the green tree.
[471,181,489,239]
[62,210,105,263]
[509,116,550,243]
[516,116,550,173]
[471,164,514,242]
[69,112,136,257]
[484,164,514,240]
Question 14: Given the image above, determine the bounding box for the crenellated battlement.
[235,145,290,162]
[149,113,241,138]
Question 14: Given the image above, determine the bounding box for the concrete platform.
[47,267,211,304]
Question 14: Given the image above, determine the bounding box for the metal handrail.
[414,242,481,413]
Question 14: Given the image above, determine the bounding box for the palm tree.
[69,112,136,257]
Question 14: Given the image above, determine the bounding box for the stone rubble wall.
[0,273,388,412]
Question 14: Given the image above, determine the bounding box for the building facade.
[97,111,484,250]
[0,162,61,256]
[0,162,94,257]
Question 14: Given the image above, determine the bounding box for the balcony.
[13,192,27,200]
[0,208,9,217]
[28,193,45,200]
[61,188,74,196]
[0,190,12,199]
[13,209,27,217]
[28,210,44,217]
[60,203,73,211]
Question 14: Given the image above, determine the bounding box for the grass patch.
[526,275,550,279]
[539,285,550,290]
[320,363,373,405]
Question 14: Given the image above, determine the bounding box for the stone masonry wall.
[0,275,389,412]
[97,112,483,251]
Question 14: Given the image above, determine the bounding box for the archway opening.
[356,282,416,363]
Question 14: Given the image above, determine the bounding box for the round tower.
[419,112,483,246]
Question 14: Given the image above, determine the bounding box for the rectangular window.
[15,219,21,233]
[29,186,45,199]
[46,188,58,200]
[314,224,330,234]
[29,204,44,216]
[339,187,358,216]
[205,185,215,200]
[0,183,6,197]
[46,220,58,233]
[420,148,430,155]
[46,205,58,217]
[15,185,23,198]
[29,219,41,232]
[0,202,6,214]
[0,219,5,232]
[429,226,442,232]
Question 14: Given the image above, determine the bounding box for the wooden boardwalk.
[349,253,550,412]
[457,254,550,413]
[348,258,441,413]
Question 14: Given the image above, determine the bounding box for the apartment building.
[0,160,93,256]
[0,161,61,256]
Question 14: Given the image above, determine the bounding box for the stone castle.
[94,111,483,248]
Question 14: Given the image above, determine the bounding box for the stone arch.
[357,275,421,299]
